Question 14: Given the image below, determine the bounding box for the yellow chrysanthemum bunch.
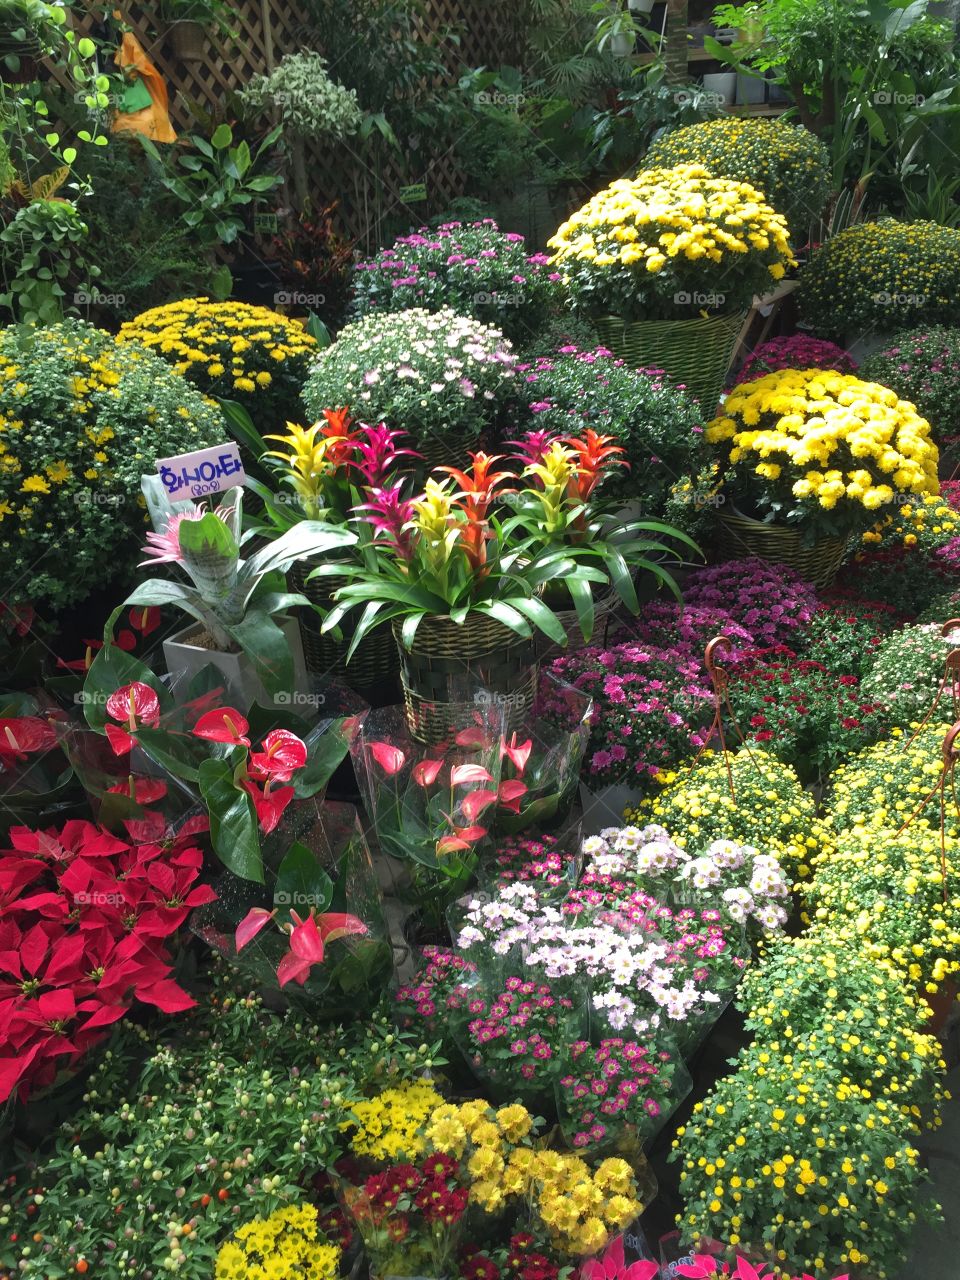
[820,722,958,844]
[215,1204,340,1280]
[628,748,816,882]
[118,296,317,426]
[708,368,940,539]
[425,1100,647,1256]
[862,492,960,549]
[347,1079,445,1161]
[644,118,831,241]
[807,824,960,991]
[548,164,795,320]
[0,318,224,612]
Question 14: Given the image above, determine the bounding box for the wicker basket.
[393,613,539,745]
[594,312,745,417]
[538,587,620,660]
[291,564,399,693]
[717,509,849,589]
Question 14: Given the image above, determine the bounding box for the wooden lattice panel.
[49,1,518,246]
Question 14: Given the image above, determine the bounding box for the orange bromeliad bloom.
[437,452,515,575]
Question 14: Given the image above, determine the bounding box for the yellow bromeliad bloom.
[410,477,461,575]
[523,439,578,531]
[264,421,343,518]
[708,367,939,526]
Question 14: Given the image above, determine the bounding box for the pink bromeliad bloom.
[353,483,417,560]
[352,423,420,488]
[139,503,235,566]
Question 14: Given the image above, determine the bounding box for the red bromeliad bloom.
[0,818,212,1103]
[320,406,362,468]
[560,430,626,504]
[437,452,515,574]
[103,683,161,756]
[192,707,251,747]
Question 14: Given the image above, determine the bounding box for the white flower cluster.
[581,826,790,933]
[303,307,517,447]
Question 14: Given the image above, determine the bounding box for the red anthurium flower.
[449,763,493,787]
[242,779,295,834]
[192,707,251,746]
[277,910,327,987]
[436,822,487,856]
[368,741,406,776]
[106,777,168,804]
[454,726,490,748]
[248,729,308,782]
[128,605,161,636]
[235,907,276,952]
[497,779,528,814]
[0,717,57,762]
[500,733,533,774]
[104,683,161,756]
[460,788,498,822]
[316,912,367,945]
[412,758,443,788]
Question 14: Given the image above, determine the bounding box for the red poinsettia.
[0,818,213,1104]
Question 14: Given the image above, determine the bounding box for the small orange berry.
[218,1189,229,1202]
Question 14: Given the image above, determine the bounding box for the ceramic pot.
[162,616,308,709]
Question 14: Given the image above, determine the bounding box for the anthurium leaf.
[274,839,334,914]
[198,756,263,883]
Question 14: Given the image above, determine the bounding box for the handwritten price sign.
[156,443,246,501]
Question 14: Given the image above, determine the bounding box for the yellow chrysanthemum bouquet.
[547,164,795,321]
[707,368,940,541]
[118,296,317,427]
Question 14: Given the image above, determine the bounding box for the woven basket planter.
[537,587,620,660]
[717,508,849,589]
[291,564,399,694]
[594,312,745,417]
[393,613,539,745]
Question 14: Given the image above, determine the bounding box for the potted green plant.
[107,486,356,707]
[547,164,796,416]
[157,0,230,60]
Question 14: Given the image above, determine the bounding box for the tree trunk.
[664,0,689,84]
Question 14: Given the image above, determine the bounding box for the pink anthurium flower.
[248,730,308,782]
[497,778,528,813]
[455,726,489,748]
[277,909,367,987]
[368,741,406,776]
[449,763,493,787]
[412,757,444,787]
[500,732,533,774]
[192,708,251,746]
[0,717,57,761]
[461,788,498,822]
[436,821,487,856]
[578,1236,659,1280]
[235,906,276,952]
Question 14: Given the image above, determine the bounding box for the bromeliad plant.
[324,438,698,655]
[506,429,699,635]
[108,486,355,697]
